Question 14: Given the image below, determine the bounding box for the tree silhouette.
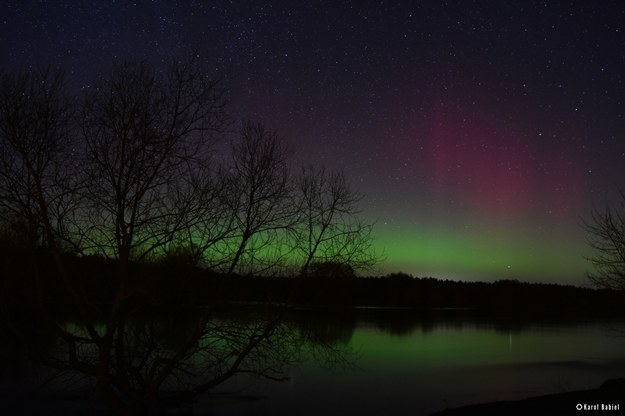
[293,166,378,276]
[584,195,625,290]
[77,57,226,267]
[37,308,346,415]
[223,120,293,275]
[162,164,235,268]
[0,68,110,398]
[308,261,356,278]
[71,58,227,411]
[0,68,73,253]
[0,68,94,317]
[0,61,371,414]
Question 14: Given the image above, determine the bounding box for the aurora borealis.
[2,1,625,284]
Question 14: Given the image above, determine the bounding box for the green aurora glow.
[371,224,589,284]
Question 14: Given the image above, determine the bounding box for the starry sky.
[2,1,625,285]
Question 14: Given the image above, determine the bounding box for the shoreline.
[432,378,625,415]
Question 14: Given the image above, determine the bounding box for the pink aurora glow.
[424,104,581,220]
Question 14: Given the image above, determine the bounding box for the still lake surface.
[3,309,625,415]
[206,311,625,416]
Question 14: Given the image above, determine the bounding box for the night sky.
[2,1,625,285]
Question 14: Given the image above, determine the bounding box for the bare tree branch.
[584,193,625,290]
[292,165,380,276]
[222,120,294,275]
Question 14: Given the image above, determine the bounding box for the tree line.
[0,57,378,280]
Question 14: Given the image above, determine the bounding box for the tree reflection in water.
[13,306,356,415]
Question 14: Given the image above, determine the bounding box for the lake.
[205,310,625,416]
[2,308,625,415]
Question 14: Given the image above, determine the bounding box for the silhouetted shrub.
[386,272,414,280]
[159,243,203,267]
[309,261,356,278]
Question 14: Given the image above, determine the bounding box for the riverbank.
[432,378,625,415]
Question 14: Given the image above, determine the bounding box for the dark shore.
[2,252,625,318]
[432,378,625,415]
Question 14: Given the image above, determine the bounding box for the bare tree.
[0,68,73,252]
[72,57,227,409]
[159,165,234,267]
[0,65,360,416]
[78,57,226,268]
[0,68,110,397]
[584,194,625,290]
[0,68,90,309]
[222,120,293,275]
[292,166,379,276]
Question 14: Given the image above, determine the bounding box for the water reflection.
[209,310,625,416]
[2,308,625,415]
[1,306,356,415]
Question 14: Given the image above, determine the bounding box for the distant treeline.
[3,251,623,318]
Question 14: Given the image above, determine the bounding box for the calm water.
[206,314,625,416]
[2,311,625,415]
